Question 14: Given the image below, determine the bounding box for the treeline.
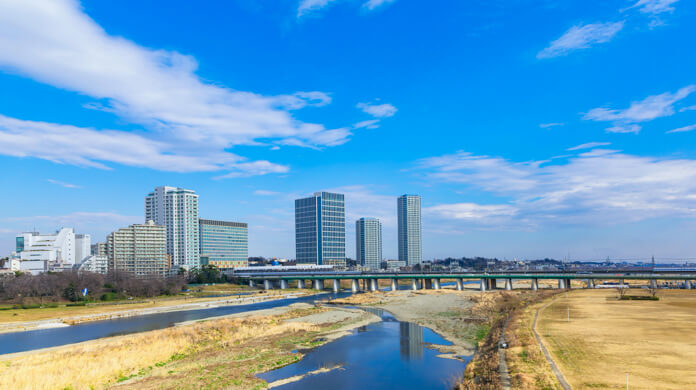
[0,271,187,304]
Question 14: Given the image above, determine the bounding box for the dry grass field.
[536,289,696,389]
[0,307,326,390]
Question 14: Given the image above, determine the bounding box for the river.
[258,307,470,389]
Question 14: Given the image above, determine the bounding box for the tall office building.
[295,192,345,267]
[356,218,382,270]
[145,186,200,270]
[106,220,167,277]
[199,219,248,269]
[397,194,422,266]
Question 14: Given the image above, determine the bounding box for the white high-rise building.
[397,194,422,266]
[356,218,382,270]
[145,186,200,270]
[15,228,88,274]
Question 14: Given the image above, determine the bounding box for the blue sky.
[1,0,696,262]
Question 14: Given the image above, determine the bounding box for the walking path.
[498,315,512,390]
[532,300,572,390]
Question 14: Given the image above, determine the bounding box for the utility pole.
[626,373,629,390]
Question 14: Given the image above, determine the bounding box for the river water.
[258,308,470,389]
[0,292,350,355]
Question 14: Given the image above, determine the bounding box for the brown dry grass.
[0,310,320,390]
[537,289,696,389]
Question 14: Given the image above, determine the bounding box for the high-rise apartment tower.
[397,194,422,266]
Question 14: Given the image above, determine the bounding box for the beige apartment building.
[106,220,167,277]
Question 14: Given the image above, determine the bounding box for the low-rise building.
[15,228,90,275]
[75,255,108,274]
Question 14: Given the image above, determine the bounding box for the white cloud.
[253,190,282,196]
[583,85,696,134]
[567,142,611,151]
[353,119,380,129]
[418,150,696,226]
[537,21,624,59]
[539,122,564,129]
[666,124,696,134]
[0,0,350,177]
[425,203,518,222]
[47,179,81,189]
[297,0,339,17]
[362,0,396,11]
[627,0,679,15]
[679,105,696,113]
[357,102,397,118]
[0,114,289,176]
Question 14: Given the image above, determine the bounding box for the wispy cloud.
[353,119,380,129]
[297,0,339,17]
[47,179,81,188]
[537,21,624,59]
[666,124,696,134]
[567,142,611,151]
[583,85,696,134]
[539,122,564,129]
[626,0,680,15]
[362,0,396,11]
[253,190,282,196]
[357,102,397,118]
[0,0,355,177]
[679,105,696,113]
[418,150,696,226]
[0,114,289,176]
[298,0,396,17]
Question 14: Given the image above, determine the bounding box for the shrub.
[100,292,118,301]
[66,302,87,307]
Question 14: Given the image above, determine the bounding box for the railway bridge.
[234,270,696,293]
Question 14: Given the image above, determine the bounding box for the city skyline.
[2,1,696,261]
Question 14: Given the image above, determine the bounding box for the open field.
[0,303,378,390]
[534,289,696,389]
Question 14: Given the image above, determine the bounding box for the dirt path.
[533,300,572,390]
[498,315,512,390]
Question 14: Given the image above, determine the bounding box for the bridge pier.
[505,278,513,290]
[480,279,487,291]
[432,279,441,290]
[455,278,463,291]
[424,279,432,289]
[351,279,360,293]
[369,279,378,292]
[297,279,305,289]
[558,279,567,289]
[586,279,594,289]
[280,280,288,289]
[332,279,340,293]
[685,280,692,290]
[531,278,538,291]
[650,279,658,289]
[391,278,398,291]
[263,279,273,290]
[411,278,419,290]
[491,279,499,289]
[313,279,324,290]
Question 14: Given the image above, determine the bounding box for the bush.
[66,302,87,307]
[620,295,659,301]
[100,292,118,301]
[20,303,42,309]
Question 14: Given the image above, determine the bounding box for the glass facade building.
[356,217,382,270]
[397,194,422,266]
[295,192,345,267]
[199,219,248,269]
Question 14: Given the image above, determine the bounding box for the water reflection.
[399,322,424,361]
[257,309,468,390]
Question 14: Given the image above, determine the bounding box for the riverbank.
[0,290,310,334]
[0,301,379,389]
[330,289,480,359]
